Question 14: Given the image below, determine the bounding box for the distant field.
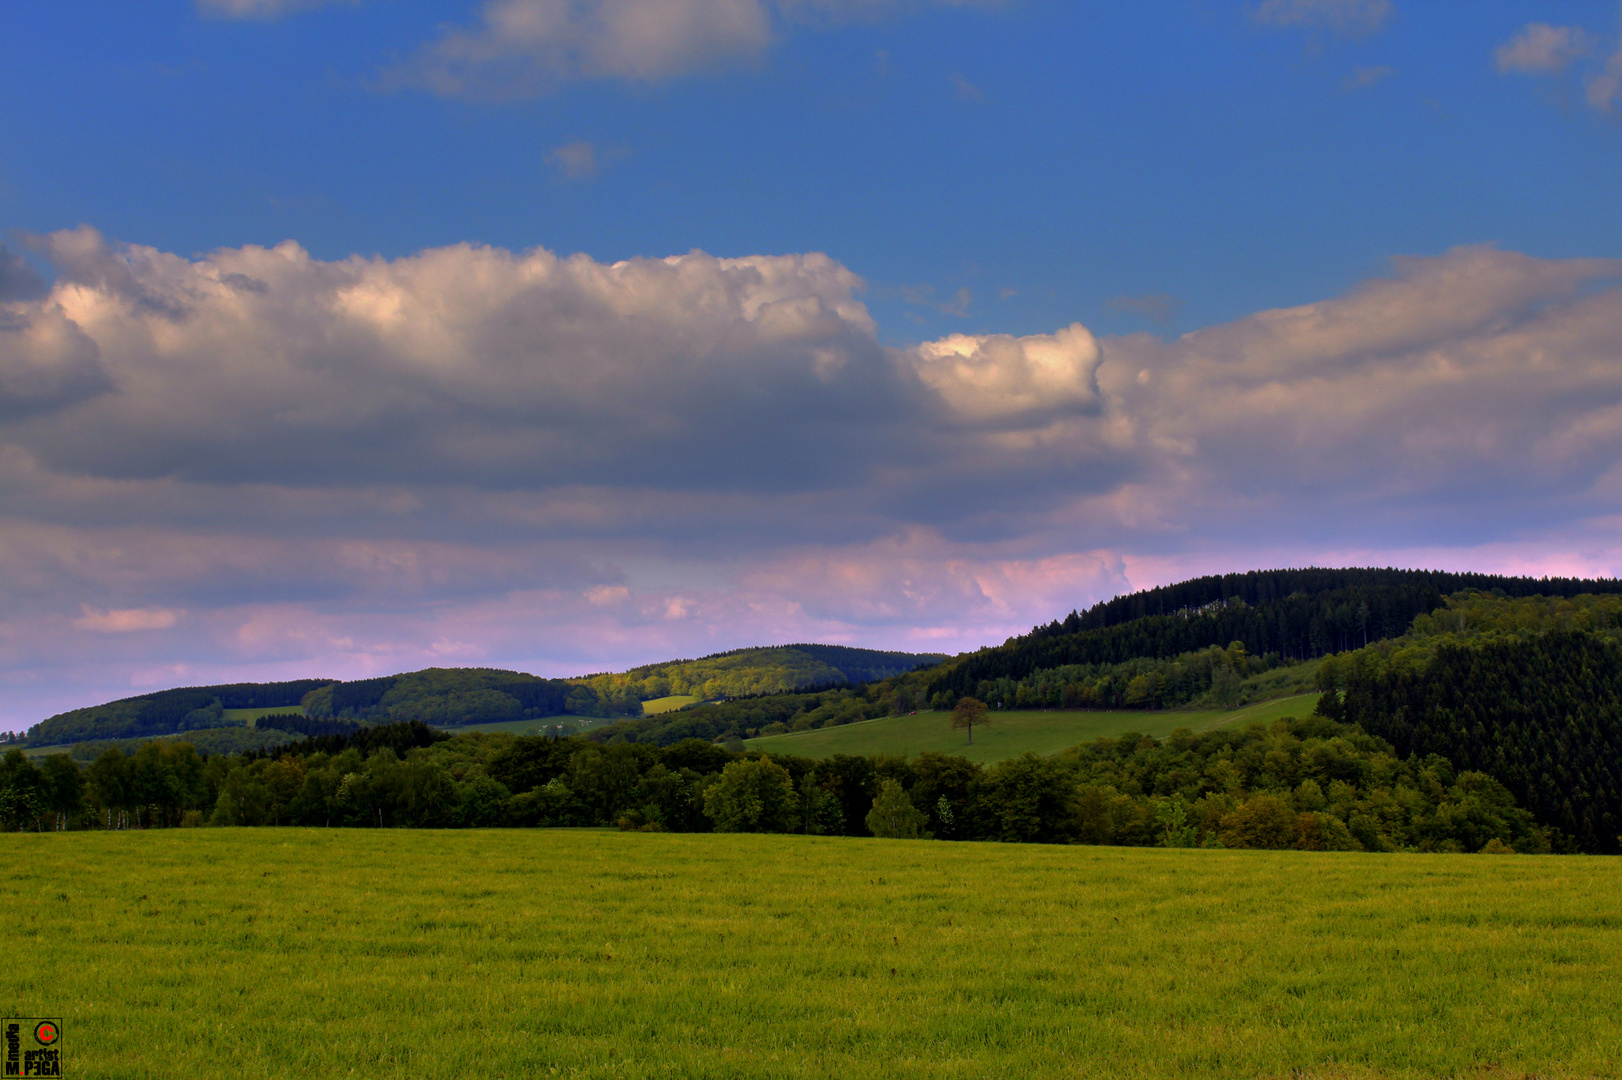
[745,694,1321,763]
[436,715,612,737]
[641,694,700,715]
[222,705,308,726]
[3,830,1616,1079]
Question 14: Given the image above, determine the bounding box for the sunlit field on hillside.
[221,706,309,725]
[5,830,1618,1079]
[745,694,1321,763]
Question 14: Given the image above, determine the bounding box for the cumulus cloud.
[1495,24,1593,74]
[1249,0,1392,38]
[9,231,1622,728]
[911,323,1102,424]
[0,244,47,302]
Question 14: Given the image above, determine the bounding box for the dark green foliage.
[926,568,1622,701]
[308,668,637,725]
[1342,629,1622,853]
[260,714,363,739]
[25,679,335,747]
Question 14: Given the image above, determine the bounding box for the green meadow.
[221,706,309,726]
[3,830,1617,1079]
[745,694,1321,763]
[642,694,701,715]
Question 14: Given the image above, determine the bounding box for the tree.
[866,779,928,839]
[950,697,991,745]
[703,758,796,832]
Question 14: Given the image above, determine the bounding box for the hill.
[574,643,946,703]
[1325,591,1622,853]
[12,644,945,749]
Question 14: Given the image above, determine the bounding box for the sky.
[3,0,1622,729]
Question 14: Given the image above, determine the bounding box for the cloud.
[1495,24,1593,74]
[1248,0,1392,38]
[545,140,628,180]
[949,73,983,100]
[73,606,182,633]
[1586,47,1622,113]
[1341,64,1393,90]
[0,244,47,302]
[911,323,1101,424]
[10,231,1622,728]
[1495,21,1622,116]
[392,0,1000,97]
[196,0,349,17]
[1106,293,1180,324]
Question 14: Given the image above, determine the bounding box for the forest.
[1318,591,1622,853]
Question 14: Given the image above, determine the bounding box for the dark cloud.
[0,244,47,302]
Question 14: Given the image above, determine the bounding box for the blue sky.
[4,0,1622,727]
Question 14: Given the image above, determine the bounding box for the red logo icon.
[33,1021,58,1046]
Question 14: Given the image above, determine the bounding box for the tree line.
[0,713,1552,854]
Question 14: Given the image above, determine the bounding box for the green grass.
[221,706,308,726]
[3,830,1617,1079]
[745,694,1321,763]
[642,694,700,715]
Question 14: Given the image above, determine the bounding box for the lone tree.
[951,696,991,745]
[866,779,928,839]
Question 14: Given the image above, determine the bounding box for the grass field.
[3,830,1617,1079]
[642,694,701,715]
[745,694,1321,763]
[221,706,309,726]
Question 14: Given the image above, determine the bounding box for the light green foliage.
[702,757,796,832]
[745,694,1320,764]
[865,779,927,839]
[640,694,700,715]
[2,831,1619,1079]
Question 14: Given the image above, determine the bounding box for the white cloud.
[1249,0,1392,38]
[393,0,999,97]
[1495,24,1593,74]
[9,232,1622,728]
[911,323,1102,424]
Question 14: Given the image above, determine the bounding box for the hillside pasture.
[433,715,612,737]
[745,693,1321,763]
[222,705,309,726]
[2,830,1617,1079]
[641,694,700,714]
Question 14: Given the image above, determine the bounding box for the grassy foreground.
[4,831,1619,1079]
[745,694,1320,763]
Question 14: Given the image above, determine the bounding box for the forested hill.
[577,644,946,703]
[15,644,945,748]
[925,568,1622,701]
[1323,592,1622,854]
